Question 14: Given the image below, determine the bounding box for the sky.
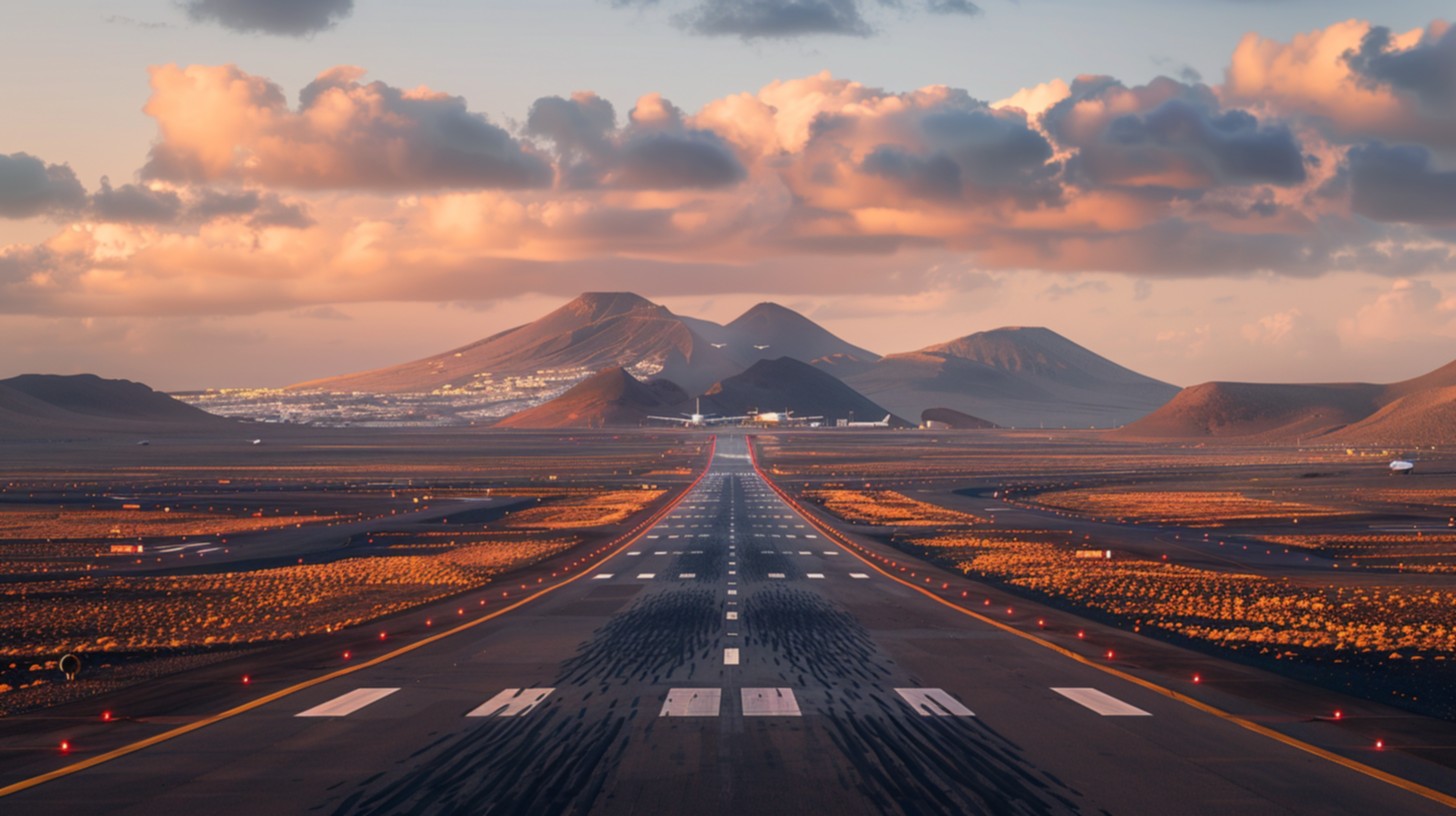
[2,0,1456,390]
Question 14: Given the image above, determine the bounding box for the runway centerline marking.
[592,573,613,580]
[742,688,801,716]
[467,688,554,718]
[636,573,656,580]
[895,688,974,717]
[296,688,399,718]
[1053,687,1151,717]
[661,688,722,717]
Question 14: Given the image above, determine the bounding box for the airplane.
[136,440,151,446]
[250,439,263,446]
[746,409,823,427]
[841,414,893,428]
[711,342,728,349]
[647,398,748,428]
[1390,458,1415,474]
[753,344,771,350]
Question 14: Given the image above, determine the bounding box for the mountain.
[720,303,879,367]
[841,327,1177,428]
[495,367,687,429]
[700,357,905,425]
[0,374,233,438]
[1117,358,1456,442]
[921,407,999,430]
[291,293,875,399]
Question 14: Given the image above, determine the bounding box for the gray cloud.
[525,92,746,190]
[1346,24,1456,114]
[613,0,977,39]
[90,178,183,224]
[183,0,354,36]
[186,188,314,228]
[1046,76,1307,191]
[1348,141,1456,226]
[0,153,86,219]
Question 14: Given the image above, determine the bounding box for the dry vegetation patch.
[1029,489,1345,526]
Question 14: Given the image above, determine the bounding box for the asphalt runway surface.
[4,435,1455,814]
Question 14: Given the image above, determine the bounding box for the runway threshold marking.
[661,689,722,717]
[0,436,721,800]
[742,688,801,716]
[1052,688,1151,717]
[743,437,1456,812]
[724,648,741,665]
[467,688,554,718]
[296,688,399,718]
[895,688,974,717]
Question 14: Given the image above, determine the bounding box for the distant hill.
[700,357,904,425]
[720,303,879,367]
[1117,358,1456,443]
[921,407,999,430]
[495,367,686,429]
[291,293,877,399]
[842,327,1177,428]
[0,374,233,438]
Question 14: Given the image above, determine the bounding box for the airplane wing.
[646,416,692,425]
[704,415,749,425]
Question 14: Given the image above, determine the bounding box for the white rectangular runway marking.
[823,551,837,555]
[661,688,721,717]
[627,551,641,556]
[798,551,810,555]
[297,687,399,717]
[742,688,801,716]
[467,688,554,718]
[726,611,739,620]
[1052,688,1151,717]
[807,573,825,579]
[727,589,738,595]
[768,572,785,579]
[850,573,870,579]
[592,573,613,580]
[637,573,656,580]
[724,648,741,665]
[895,688,974,717]
[679,573,696,579]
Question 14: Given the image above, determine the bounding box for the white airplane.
[1390,458,1415,474]
[842,414,893,428]
[711,342,728,349]
[747,409,823,426]
[753,344,771,350]
[250,439,263,446]
[648,398,748,428]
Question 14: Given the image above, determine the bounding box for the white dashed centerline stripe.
[849,573,870,579]
[1052,688,1152,717]
[661,688,722,717]
[296,688,399,718]
[467,688,554,718]
[742,688,801,716]
[896,688,974,717]
[592,573,613,580]
[724,648,741,666]
[726,611,739,620]
[637,573,656,580]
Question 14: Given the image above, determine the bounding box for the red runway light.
[1106,650,1115,659]
[60,741,70,753]
[1193,674,1201,684]
[1037,618,1046,628]
[343,651,352,660]
[458,608,465,615]
[102,711,112,721]
[1077,630,1085,639]
[1375,739,1384,750]
[1334,710,1343,720]
[960,590,968,598]
[242,675,251,684]
[379,632,387,640]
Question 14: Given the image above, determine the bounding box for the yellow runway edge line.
[745,436,1456,811]
[0,437,720,799]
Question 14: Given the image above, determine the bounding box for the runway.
[3,435,1455,814]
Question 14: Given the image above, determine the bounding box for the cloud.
[677,0,874,38]
[1226,19,1456,151]
[1045,76,1307,191]
[90,178,183,224]
[141,65,552,191]
[1347,141,1456,225]
[1345,22,1456,115]
[183,0,354,37]
[525,91,746,189]
[0,153,86,219]
[615,0,977,39]
[1340,278,1456,344]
